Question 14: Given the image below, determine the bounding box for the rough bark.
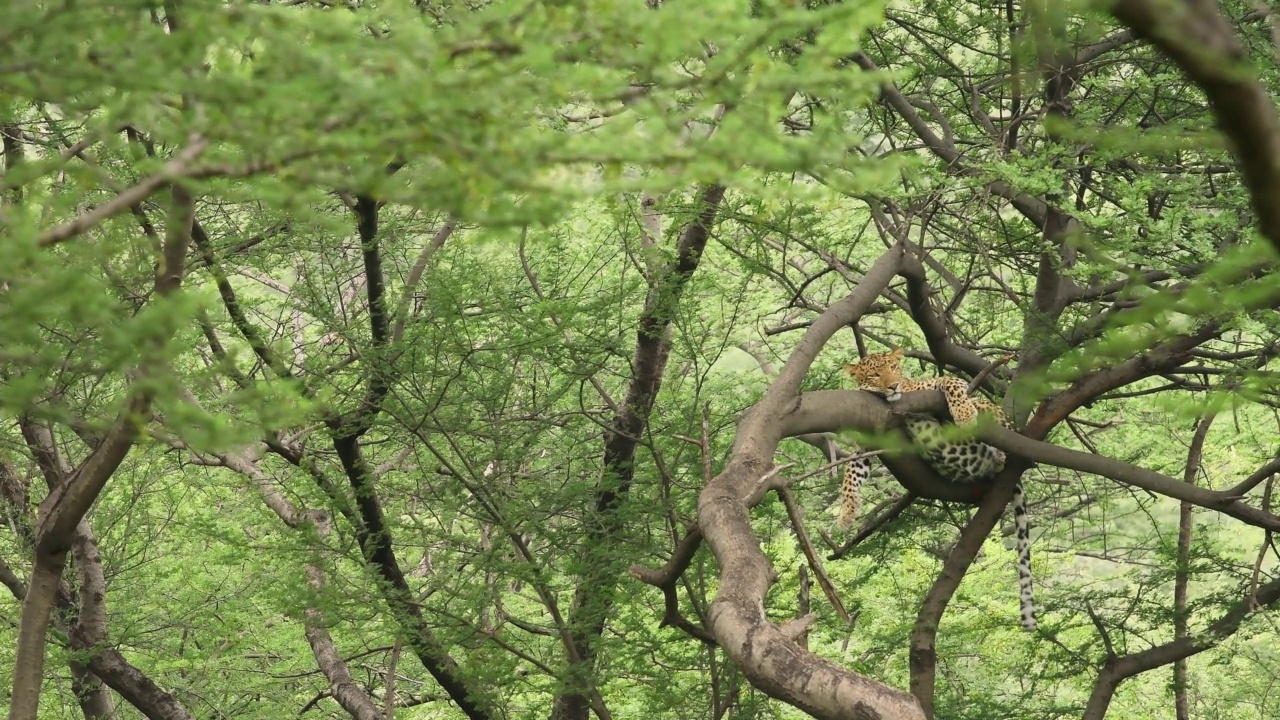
[2,430,189,720]
[698,242,926,720]
[69,660,117,720]
[304,532,386,720]
[83,651,194,720]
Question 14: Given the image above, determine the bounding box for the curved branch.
[910,462,1028,716]
[1027,326,1219,436]
[698,242,926,719]
[900,252,1000,382]
[1108,0,1280,255]
[36,137,207,248]
[1081,571,1280,719]
[1227,455,1280,497]
[882,386,1280,530]
[785,391,989,503]
[392,215,457,344]
[554,184,725,720]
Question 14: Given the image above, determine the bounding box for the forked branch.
[697,242,926,720]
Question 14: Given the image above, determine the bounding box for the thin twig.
[778,486,852,625]
[826,493,916,558]
[37,136,208,248]
[968,352,1015,394]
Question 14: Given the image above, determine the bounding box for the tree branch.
[978,425,1280,530]
[1108,0,1280,255]
[1081,570,1280,719]
[36,137,207,248]
[697,242,926,719]
[554,184,725,720]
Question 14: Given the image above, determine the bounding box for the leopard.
[836,347,1004,527]
[839,347,1036,632]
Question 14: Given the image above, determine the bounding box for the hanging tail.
[1013,480,1036,631]
[836,454,871,531]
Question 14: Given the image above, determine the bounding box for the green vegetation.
[2,1,1280,719]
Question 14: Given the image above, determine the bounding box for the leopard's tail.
[1013,480,1036,631]
[836,455,871,531]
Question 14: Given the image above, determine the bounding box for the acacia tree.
[3,1,1280,720]
[679,1,1280,718]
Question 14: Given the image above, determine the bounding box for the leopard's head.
[843,347,904,392]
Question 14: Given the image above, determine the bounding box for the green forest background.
[3,0,1280,719]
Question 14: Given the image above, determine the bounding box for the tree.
[2,1,1280,720]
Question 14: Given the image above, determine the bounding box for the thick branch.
[910,463,1028,716]
[34,182,194,548]
[301,513,384,720]
[1227,455,1280,497]
[899,253,999,381]
[698,243,925,719]
[784,391,990,503]
[337,194,392,439]
[84,648,195,720]
[1027,327,1218,436]
[211,442,385,719]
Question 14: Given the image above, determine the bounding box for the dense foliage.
[3,1,1280,719]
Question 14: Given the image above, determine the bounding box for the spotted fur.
[836,455,872,531]
[845,347,1006,426]
[901,414,1006,482]
[842,348,1036,632]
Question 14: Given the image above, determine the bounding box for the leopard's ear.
[889,347,904,358]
